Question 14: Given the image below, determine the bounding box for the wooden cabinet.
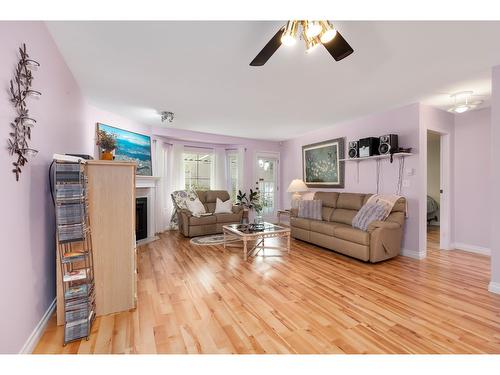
[57,160,137,325]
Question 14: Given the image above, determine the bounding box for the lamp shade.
[287,179,308,193]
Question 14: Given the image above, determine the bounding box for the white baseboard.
[19,298,56,354]
[489,281,500,295]
[401,248,426,259]
[452,242,491,256]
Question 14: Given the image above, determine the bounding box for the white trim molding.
[452,242,491,256]
[488,281,500,295]
[401,248,426,260]
[19,298,56,354]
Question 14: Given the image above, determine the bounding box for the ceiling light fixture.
[250,20,354,66]
[280,21,298,46]
[304,33,321,54]
[160,111,174,123]
[305,21,322,38]
[448,91,483,114]
[319,21,337,44]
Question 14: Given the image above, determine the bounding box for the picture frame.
[96,123,153,176]
[302,137,345,188]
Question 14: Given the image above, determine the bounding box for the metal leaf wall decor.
[7,43,41,181]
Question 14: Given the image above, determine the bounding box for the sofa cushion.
[290,216,311,230]
[314,192,339,208]
[215,197,233,213]
[189,214,217,226]
[298,200,322,220]
[334,226,370,246]
[337,193,365,210]
[331,208,357,226]
[321,206,334,221]
[202,190,231,213]
[215,213,241,224]
[310,221,338,236]
[186,198,206,216]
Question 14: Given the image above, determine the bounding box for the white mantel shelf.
[136,175,160,188]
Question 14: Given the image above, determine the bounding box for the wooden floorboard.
[34,227,500,354]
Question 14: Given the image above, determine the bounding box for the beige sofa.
[290,192,406,262]
[177,190,243,237]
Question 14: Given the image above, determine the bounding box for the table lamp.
[287,179,308,208]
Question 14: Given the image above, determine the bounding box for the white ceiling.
[46,21,500,141]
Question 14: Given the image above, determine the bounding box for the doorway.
[425,130,451,251]
[427,131,441,250]
[255,153,279,220]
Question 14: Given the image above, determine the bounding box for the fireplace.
[136,197,148,241]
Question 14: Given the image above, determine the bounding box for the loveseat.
[290,192,406,262]
[175,190,243,237]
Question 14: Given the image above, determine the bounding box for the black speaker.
[348,141,359,158]
[359,137,380,157]
[378,134,398,155]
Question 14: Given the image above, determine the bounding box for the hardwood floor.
[35,230,500,354]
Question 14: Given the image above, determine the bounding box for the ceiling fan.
[250,20,354,66]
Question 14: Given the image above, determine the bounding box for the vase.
[101,151,113,160]
[254,211,263,224]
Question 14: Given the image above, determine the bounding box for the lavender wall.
[491,66,500,288]
[0,22,157,353]
[280,104,421,253]
[152,127,282,195]
[454,108,491,250]
[0,22,88,353]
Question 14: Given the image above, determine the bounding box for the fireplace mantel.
[136,175,160,189]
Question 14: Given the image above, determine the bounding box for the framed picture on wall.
[96,123,153,176]
[302,137,345,188]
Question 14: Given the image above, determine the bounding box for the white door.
[256,155,279,220]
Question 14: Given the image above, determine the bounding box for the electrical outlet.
[402,180,410,188]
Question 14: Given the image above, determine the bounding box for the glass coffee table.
[222,222,291,261]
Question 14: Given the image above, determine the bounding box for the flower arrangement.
[96,130,117,152]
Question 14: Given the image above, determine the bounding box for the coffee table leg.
[287,233,291,254]
[243,238,247,261]
[223,230,226,249]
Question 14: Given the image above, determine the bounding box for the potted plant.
[236,189,263,223]
[96,130,117,160]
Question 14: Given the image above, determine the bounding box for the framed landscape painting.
[302,137,345,188]
[96,123,153,176]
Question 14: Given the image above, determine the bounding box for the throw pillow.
[352,203,387,231]
[186,198,206,216]
[214,197,233,214]
[298,200,322,220]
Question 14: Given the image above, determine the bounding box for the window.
[227,153,239,202]
[184,152,212,190]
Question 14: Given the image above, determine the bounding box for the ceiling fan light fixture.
[305,21,322,39]
[305,35,321,54]
[319,21,337,44]
[281,20,298,46]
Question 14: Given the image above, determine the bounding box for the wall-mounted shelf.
[340,152,413,162]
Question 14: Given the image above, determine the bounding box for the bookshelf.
[53,160,96,345]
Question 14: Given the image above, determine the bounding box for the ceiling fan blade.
[322,31,354,61]
[250,27,284,66]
